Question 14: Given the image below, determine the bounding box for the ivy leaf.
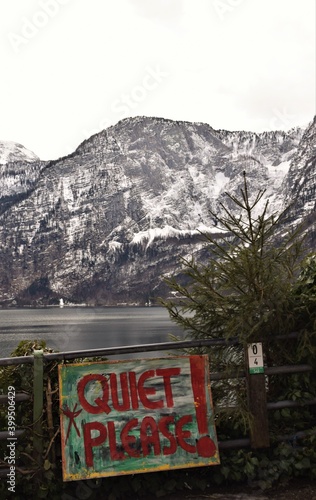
[43,459,51,471]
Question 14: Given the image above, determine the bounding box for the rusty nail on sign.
[58,355,220,481]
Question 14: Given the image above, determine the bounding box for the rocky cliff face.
[0,138,46,215]
[0,116,314,306]
[280,116,316,229]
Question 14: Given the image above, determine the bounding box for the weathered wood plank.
[245,344,270,449]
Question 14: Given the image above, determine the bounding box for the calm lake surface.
[0,307,185,359]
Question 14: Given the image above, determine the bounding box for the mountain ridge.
[0,115,314,306]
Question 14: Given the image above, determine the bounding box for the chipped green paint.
[58,355,219,481]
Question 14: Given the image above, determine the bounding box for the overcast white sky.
[0,0,315,160]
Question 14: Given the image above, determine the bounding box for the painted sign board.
[247,343,264,374]
[58,355,219,481]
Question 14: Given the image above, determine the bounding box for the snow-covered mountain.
[0,141,45,215]
[0,141,39,165]
[0,116,314,306]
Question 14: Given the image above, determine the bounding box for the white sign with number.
[247,343,264,374]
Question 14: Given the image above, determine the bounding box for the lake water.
[0,307,185,359]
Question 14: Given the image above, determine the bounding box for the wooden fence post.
[33,349,44,471]
[245,343,270,448]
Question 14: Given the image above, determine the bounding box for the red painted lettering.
[110,372,130,411]
[108,421,125,461]
[138,370,163,410]
[83,421,107,467]
[156,367,181,407]
[176,415,196,454]
[128,371,139,410]
[78,374,111,414]
[158,415,177,455]
[140,416,161,456]
[121,418,140,458]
